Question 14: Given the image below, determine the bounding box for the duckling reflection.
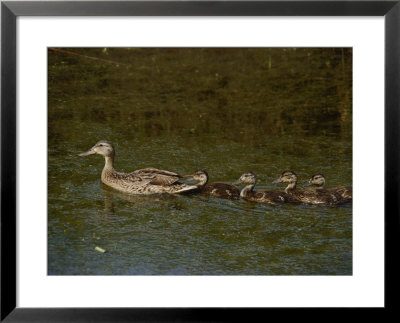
[79,140,202,195]
[273,170,347,206]
[304,173,352,201]
[233,172,291,204]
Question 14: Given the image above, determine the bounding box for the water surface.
[48,48,352,275]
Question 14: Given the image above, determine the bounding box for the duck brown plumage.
[304,173,352,201]
[233,172,293,204]
[190,170,240,199]
[273,170,349,205]
[202,183,240,199]
[79,140,203,195]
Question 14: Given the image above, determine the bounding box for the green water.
[48,48,352,275]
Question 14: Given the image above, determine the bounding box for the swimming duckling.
[203,182,240,200]
[304,173,352,200]
[233,172,291,204]
[273,170,346,205]
[195,171,240,200]
[189,170,240,199]
[79,140,202,195]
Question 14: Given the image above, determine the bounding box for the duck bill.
[302,180,312,188]
[182,175,194,180]
[79,148,96,157]
[178,174,196,185]
[232,179,241,186]
[272,177,281,184]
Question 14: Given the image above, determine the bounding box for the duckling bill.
[79,140,205,195]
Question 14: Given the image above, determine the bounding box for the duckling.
[181,170,209,193]
[203,182,240,200]
[190,170,240,199]
[79,140,202,195]
[233,172,291,204]
[273,170,346,205]
[304,173,352,200]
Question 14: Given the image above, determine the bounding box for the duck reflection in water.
[100,183,189,215]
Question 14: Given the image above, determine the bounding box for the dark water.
[48,48,352,275]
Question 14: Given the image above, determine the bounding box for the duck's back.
[330,186,352,200]
[245,189,290,204]
[202,183,240,199]
[290,189,347,205]
[101,168,199,194]
[130,168,182,185]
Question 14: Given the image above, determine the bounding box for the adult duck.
[79,140,203,194]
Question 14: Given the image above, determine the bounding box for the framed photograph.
[1,0,398,321]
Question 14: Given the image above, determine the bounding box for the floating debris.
[95,246,106,253]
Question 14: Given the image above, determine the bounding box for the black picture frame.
[1,1,399,321]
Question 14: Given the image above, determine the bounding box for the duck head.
[272,170,298,192]
[79,140,115,158]
[232,171,257,186]
[188,170,209,186]
[304,173,326,188]
[272,170,297,184]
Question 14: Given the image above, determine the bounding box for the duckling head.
[232,171,257,186]
[189,170,209,186]
[305,173,326,187]
[272,170,297,185]
[79,140,115,158]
